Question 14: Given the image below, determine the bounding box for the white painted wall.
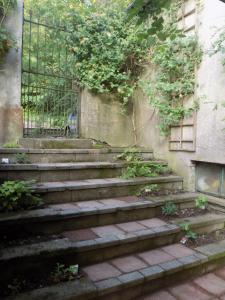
[134,0,225,190]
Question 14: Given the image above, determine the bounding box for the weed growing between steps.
[2,142,20,149]
[0,263,82,298]
[138,184,184,197]
[0,180,43,212]
[185,229,225,249]
[160,196,210,221]
[117,148,171,179]
[14,153,31,164]
[157,196,225,249]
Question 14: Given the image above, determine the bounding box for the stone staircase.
[1,138,225,300]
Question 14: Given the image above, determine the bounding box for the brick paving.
[137,266,225,300]
[62,218,168,241]
[82,243,194,283]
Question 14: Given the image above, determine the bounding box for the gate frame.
[21,5,81,138]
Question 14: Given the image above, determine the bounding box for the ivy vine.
[0,0,16,58]
[66,7,152,105]
[141,5,202,136]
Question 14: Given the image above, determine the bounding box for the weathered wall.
[134,0,225,190]
[80,89,135,147]
[0,0,23,144]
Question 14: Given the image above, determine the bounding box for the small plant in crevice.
[119,148,168,179]
[14,153,31,164]
[195,195,208,210]
[2,142,20,149]
[180,222,198,244]
[161,201,177,216]
[51,263,79,284]
[0,180,42,212]
[142,184,160,193]
[116,148,142,162]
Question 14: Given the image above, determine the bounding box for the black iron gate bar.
[21,9,79,138]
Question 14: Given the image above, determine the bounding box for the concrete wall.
[80,89,135,147]
[134,0,225,190]
[0,0,23,145]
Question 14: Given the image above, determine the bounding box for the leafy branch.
[141,4,202,135]
[0,0,16,57]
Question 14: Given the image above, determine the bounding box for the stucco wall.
[0,0,23,144]
[80,89,135,147]
[134,0,225,190]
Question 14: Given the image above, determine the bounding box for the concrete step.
[136,264,225,300]
[3,210,224,285]
[5,239,225,300]
[172,212,225,234]
[0,193,198,237]
[0,219,181,285]
[33,175,183,204]
[0,148,154,163]
[0,160,167,182]
[19,138,94,149]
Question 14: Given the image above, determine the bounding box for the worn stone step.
[3,209,224,285]
[0,160,166,182]
[0,219,181,285]
[5,240,225,300]
[19,138,94,149]
[33,175,183,204]
[0,148,154,163]
[173,212,225,234]
[0,193,198,237]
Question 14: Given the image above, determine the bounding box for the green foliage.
[14,153,31,164]
[119,148,167,179]
[116,148,141,161]
[141,4,202,135]
[195,195,208,210]
[122,162,155,179]
[127,0,171,25]
[51,263,79,283]
[161,201,177,216]
[23,0,166,107]
[0,180,42,212]
[180,222,197,240]
[66,8,150,105]
[142,183,159,193]
[211,24,225,123]
[2,142,20,148]
[0,0,16,57]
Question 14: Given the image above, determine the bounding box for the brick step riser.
[1,199,195,238]
[0,231,181,286]
[0,165,162,183]
[94,257,225,300]
[0,152,154,164]
[3,214,225,288]
[4,246,225,300]
[39,181,183,204]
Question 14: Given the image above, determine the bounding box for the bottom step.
[5,240,225,300]
[137,264,225,300]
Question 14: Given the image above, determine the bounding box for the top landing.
[19,138,94,149]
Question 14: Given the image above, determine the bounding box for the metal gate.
[21,9,80,138]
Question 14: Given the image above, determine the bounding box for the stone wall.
[133,0,225,190]
[0,0,23,144]
[80,89,135,147]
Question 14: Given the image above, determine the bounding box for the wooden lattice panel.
[169,0,197,152]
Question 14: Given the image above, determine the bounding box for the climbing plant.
[0,0,16,57]
[23,0,171,106]
[141,3,202,136]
